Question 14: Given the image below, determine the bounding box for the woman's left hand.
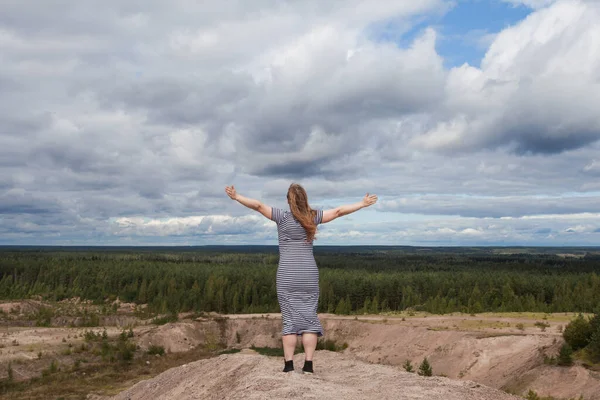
[225,185,237,200]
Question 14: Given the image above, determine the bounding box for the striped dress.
[271,207,324,337]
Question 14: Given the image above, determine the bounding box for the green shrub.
[534,321,550,331]
[525,390,540,400]
[543,354,556,365]
[418,357,432,377]
[316,338,348,352]
[117,341,136,362]
[79,311,100,327]
[42,360,59,377]
[151,313,178,325]
[250,345,287,357]
[147,345,165,356]
[525,389,583,400]
[557,343,573,366]
[7,362,13,382]
[34,307,54,327]
[589,310,600,334]
[563,314,592,350]
[403,359,414,372]
[219,348,241,355]
[586,329,600,363]
[84,330,100,341]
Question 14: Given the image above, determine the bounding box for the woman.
[225,183,377,373]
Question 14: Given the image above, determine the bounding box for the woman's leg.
[301,332,318,361]
[282,334,297,361]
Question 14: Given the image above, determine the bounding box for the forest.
[0,246,599,316]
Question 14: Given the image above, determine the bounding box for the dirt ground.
[1,303,598,399]
[109,350,523,400]
[215,312,599,399]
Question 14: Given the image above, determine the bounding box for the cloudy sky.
[1,0,600,246]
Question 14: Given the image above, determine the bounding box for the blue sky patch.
[368,0,532,68]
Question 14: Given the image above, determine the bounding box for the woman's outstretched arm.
[321,193,378,224]
[225,185,272,219]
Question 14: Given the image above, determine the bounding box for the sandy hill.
[109,350,522,400]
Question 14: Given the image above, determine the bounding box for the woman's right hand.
[362,193,378,207]
[225,185,237,200]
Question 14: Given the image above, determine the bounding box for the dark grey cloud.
[98,73,256,130]
[1,121,39,141]
[0,189,65,215]
[379,194,600,218]
[254,162,321,179]
[509,129,599,155]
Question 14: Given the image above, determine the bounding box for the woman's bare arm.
[321,193,378,224]
[225,185,272,219]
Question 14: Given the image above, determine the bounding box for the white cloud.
[503,0,558,10]
[414,0,600,154]
[111,215,272,237]
[1,0,600,245]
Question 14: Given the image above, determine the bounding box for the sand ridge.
[109,351,523,400]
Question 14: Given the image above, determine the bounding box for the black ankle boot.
[302,360,313,374]
[283,360,294,372]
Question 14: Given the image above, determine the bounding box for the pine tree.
[138,278,148,303]
[216,287,225,313]
[326,287,335,313]
[501,282,515,311]
[363,297,371,315]
[345,294,353,314]
[371,294,380,314]
[525,390,540,400]
[7,361,13,382]
[232,291,240,314]
[401,286,413,309]
[589,310,600,335]
[563,313,592,350]
[418,357,432,376]
[586,328,600,363]
[191,280,202,310]
[557,343,573,366]
[335,297,347,315]
[402,359,414,372]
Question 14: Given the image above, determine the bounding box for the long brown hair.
[287,183,318,242]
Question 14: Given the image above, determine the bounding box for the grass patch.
[250,345,295,357]
[218,348,242,355]
[151,312,178,325]
[477,312,590,322]
[475,332,527,339]
[249,338,348,357]
[427,326,450,331]
[316,338,348,352]
[534,321,550,331]
[147,345,165,356]
[0,343,214,400]
[453,319,511,330]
